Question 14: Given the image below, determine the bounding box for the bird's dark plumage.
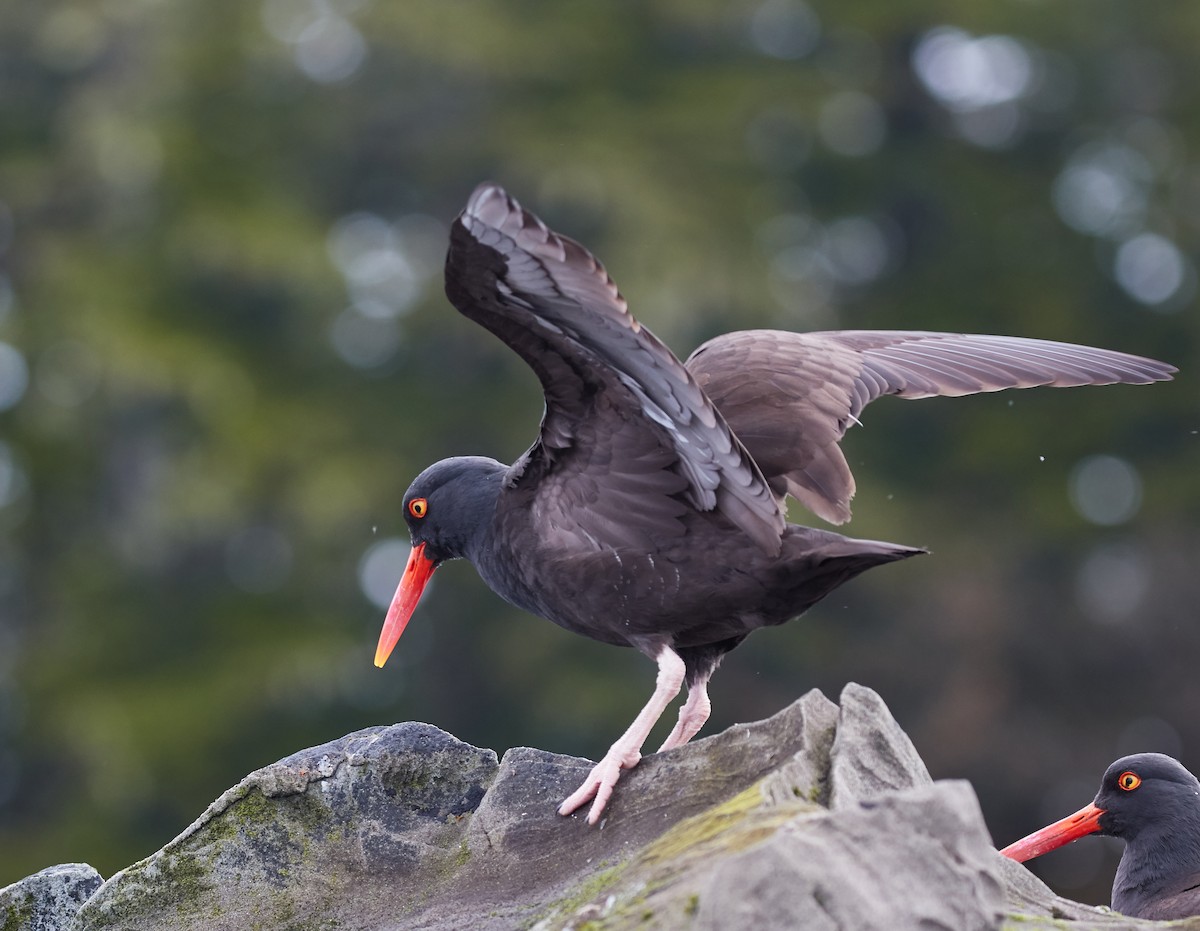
[687,329,1172,523]
[375,182,1176,824]
[446,186,784,554]
[1003,754,1200,920]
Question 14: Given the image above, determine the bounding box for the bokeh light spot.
[293,13,366,84]
[1075,540,1149,625]
[749,0,820,61]
[328,212,392,272]
[330,307,401,369]
[823,216,890,285]
[358,537,416,610]
[1114,232,1189,306]
[327,212,422,315]
[1068,454,1142,526]
[913,28,1033,112]
[1052,143,1151,238]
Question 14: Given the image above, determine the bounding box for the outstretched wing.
[444,183,785,553]
[687,329,1176,525]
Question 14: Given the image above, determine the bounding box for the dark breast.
[477,498,767,646]
[1114,859,1200,920]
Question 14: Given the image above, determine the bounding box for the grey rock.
[7,681,1195,931]
[828,681,932,808]
[0,863,102,931]
[70,722,498,931]
[694,781,1003,931]
[401,687,844,929]
[753,688,839,807]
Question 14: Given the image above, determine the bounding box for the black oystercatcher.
[373,183,1175,824]
[1001,754,1200,920]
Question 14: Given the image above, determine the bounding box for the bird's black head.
[373,456,507,670]
[402,456,507,564]
[1002,752,1200,863]
[1094,753,1200,842]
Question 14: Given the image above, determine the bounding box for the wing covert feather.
[687,330,1175,524]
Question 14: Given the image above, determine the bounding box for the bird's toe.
[558,749,642,822]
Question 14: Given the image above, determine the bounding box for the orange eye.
[1118,771,1141,791]
[408,497,428,519]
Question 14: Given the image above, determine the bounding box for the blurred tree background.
[0,0,1196,908]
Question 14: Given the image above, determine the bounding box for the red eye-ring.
[1118,771,1141,791]
[408,497,428,519]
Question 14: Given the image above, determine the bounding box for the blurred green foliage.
[0,0,1196,909]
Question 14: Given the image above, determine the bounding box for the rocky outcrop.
[3,683,1195,930]
[0,864,101,931]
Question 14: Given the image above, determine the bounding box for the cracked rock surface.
[4,683,1195,930]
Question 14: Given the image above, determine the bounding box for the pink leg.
[558,645,685,824]
[656,676,711,752]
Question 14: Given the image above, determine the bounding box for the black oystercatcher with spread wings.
[373,184,1175,824]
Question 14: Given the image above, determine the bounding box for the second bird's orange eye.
[408,497,428,519]
[1118,771,1141,791]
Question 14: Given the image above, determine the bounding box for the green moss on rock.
[1,894,35,931]
[529,862,629,929]
[530,774,822,930]
[155,852,214,913]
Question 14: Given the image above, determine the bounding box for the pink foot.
[558,744,642,824]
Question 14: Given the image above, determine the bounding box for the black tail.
[771,530,926,619]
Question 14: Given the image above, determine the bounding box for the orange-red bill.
[1000,802,1106,862]
[374,542,437,668]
